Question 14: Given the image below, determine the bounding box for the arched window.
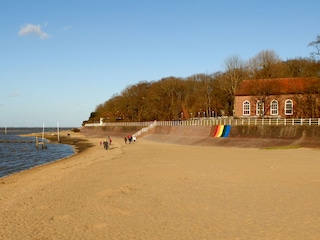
[243,100,250,116]
[285,99,293,115]
[256,100,264,116]
[270,100,278,115]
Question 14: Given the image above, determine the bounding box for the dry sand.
[1,132,320,239]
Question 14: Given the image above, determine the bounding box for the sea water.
[0,128,75,178]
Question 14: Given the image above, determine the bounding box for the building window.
[285,99,293,115]
[270,100,278,115]
[256,100,264,116]
[243,101,250,116]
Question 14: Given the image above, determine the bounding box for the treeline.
[85,49,320,124]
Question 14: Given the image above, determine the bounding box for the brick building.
[234,78,320,118]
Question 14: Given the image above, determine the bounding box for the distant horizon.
[2,125,80,129]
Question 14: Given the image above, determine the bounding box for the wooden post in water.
[36,136,39,148]
[42,123,45,142]
[57,122,60,143]
[36,136,45,149]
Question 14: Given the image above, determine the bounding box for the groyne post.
[35,136,45,149]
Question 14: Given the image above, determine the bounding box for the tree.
[308,35,320,59]
[217,55,248,116]
[181,76,201,119]
[248,50,281,79]
[293,78,320,118]
[87,111,97,123]
[157,77,186,120]
[284,58,310,77]
[86,47,319,123]
[120,81,151,121]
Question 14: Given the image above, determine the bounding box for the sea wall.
[80,125,142,138]
[230,125,320,139]
[144,125,320,139]
[81,125,320,148]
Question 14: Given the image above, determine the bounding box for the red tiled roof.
[235,78,319,96]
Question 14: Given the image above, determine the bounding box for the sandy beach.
[1,132,320,240]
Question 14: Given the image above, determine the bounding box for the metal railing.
[85,118,320,127]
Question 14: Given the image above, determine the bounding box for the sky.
[1,0,319,127]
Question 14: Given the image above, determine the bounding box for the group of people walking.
[100,136,112,150]
[124,135,136,144]
[100,135,137,150]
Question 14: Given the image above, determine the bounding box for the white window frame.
[285,99,293,115]
[256,100,264,116]
[270,100,278,116]
[243,100,250,116]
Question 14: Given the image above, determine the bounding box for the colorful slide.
[213,125,231,138]
[213,125,220,137]
[214,125,224,137]
[222,125,231,137]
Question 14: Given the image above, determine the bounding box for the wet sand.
[1,132,320,239]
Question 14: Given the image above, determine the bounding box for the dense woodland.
[85,36,320,124]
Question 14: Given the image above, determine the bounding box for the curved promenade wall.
[81,125,320,148]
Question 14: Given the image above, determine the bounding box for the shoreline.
[22,129,95,154]
[0,130,94,180]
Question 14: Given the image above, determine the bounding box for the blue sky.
[1,0,319,127]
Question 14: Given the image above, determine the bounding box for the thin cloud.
[8,92,19,98]
[63,25,72,31]
[18,23,50,39]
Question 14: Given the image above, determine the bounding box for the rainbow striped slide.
[213,125,231,137]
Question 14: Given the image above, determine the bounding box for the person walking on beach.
[128,135,132,143]
[103,140,109,150]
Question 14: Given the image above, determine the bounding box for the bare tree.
[308,35,320,59]
[293,78,320,118]
[248,50,281,79]
[217,55,247,115]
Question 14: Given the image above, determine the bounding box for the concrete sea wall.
[81,125,320,148]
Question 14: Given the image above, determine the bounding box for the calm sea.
[0,128,75,178]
